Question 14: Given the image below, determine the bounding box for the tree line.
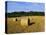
[5,11,45,17]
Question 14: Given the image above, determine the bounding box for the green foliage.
[6,11,45,17]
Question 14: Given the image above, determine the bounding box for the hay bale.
[21,18,28,26]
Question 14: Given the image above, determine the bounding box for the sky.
[7,1,44,13]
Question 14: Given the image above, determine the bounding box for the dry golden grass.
[7,16,45,33]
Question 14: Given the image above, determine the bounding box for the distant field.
[7,16,45,34]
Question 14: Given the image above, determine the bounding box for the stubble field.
[7,16,45,33]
